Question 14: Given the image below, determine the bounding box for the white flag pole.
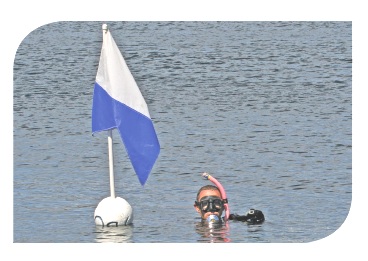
[94,24,133,227]
[103,24,116,199]
[108,129,116,198]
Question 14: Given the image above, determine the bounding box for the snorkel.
[202,172,230,222]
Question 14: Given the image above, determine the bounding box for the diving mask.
[196,196,224,213]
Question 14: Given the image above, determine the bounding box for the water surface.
[13,21,351,243]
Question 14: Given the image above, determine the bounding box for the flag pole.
[94,24,133,226]
[102,25,115,198]
[108,129,116,198]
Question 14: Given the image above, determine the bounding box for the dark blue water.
[13,21,351,243]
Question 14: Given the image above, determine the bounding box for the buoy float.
[94,196,133,227]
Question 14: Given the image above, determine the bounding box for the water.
[13,21,351,243]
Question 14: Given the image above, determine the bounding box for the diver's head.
[194,185,224,220]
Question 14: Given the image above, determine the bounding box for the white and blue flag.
[92,24,160,186]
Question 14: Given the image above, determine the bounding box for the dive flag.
[92,24,160,186]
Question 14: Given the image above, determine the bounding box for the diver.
[194,184,225,225]
[194,172,265,226]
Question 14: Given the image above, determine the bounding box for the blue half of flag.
[92,24,160,186]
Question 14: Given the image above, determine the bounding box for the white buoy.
[94,196,133,226]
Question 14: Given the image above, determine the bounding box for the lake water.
[13,21,351,244]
